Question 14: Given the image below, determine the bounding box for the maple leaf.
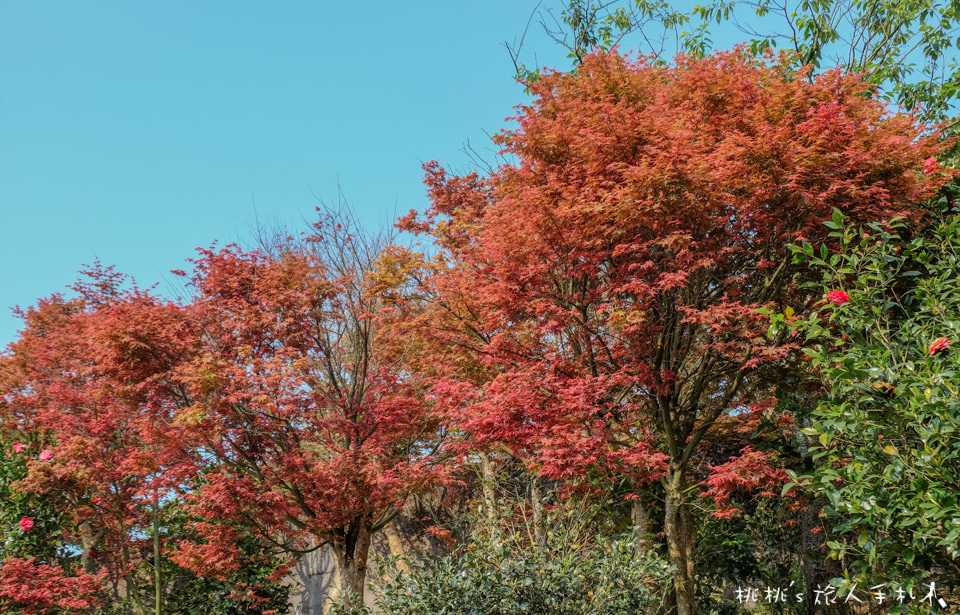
[390,46,950,613]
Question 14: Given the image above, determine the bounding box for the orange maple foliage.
[168,219,448,599]
[391,47,953,613]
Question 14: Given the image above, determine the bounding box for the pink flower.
[827,290,850,305]
[19,518,34,532]
[878,434,883,439]
[930,337,950,356]
[841,334,847,340]
[92,497,102,504]
[38,449,53,462]
[924,156,937,175]
[12,443,27,454]
[862,233,869,238]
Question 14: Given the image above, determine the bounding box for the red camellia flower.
[924,156,937,174]
[12,443,27,454]
[828,290,851,305]
[92,497,102,505]
[38,449,53,462]
[19,518,34,532]
[930,337,950,355]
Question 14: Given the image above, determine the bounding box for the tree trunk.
[153,490,162,615]
[118,515,147,615]
[797,420,839,614]
[383,518,410,574]
[630,488,654,551]
[680,491,696,593]
[481,453,497,525]
[333,519,372,606]
[530,473,544,546]
[78,521,101,574]
[664,471,696,615]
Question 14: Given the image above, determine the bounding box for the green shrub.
[779,193,960,610]
[342,523,672,615]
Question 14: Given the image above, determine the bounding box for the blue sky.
[1,1,577,344]
[5,1,941,346]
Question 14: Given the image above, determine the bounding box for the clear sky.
[0,1,571,344]
[3,1,909,347]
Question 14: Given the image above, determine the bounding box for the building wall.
[281,499,456,614]
[285,537,387,614]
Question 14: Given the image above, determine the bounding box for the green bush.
[331,517,672,615]
[780,193,960,610]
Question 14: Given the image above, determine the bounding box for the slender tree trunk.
[384,518,410,574]
[530,473,544,546]
[78,521,99,574]
[664,471,696,615]
[481,453,497,525]
[630,487,654,551]
[680,492,696,595]
[797,420,837,614]
[153,490,162,615]
[118,515,147,615]
[333,520,372,606]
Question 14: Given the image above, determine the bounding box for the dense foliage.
[516,0,960,123]
[389,46,951,614]
[781,193,960,609]
[330,498,672,615]
[3,21,960,615]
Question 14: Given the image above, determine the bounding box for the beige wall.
[284,535,389,614]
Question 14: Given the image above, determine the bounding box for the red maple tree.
[168,214,448,603]
[0,557,103,614]
[0,263,198,613]
[393,47,953,613]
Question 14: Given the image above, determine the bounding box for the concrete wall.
[282,496,459,614]
[284,535,389,614]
